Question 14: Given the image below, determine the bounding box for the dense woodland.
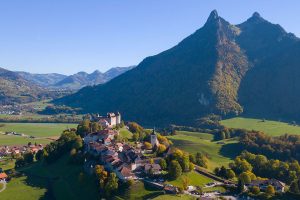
[240,132,300,161]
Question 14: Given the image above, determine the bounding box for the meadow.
[221,117,300,136]
[167,131,242,171]
[0,123,77,146]
[1,155,98,200]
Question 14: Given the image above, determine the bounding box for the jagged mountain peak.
[57,12,300,126]
[208,9,219,20]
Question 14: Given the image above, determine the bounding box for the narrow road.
[0,181,7,192]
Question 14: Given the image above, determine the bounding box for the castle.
[96,112,121,127]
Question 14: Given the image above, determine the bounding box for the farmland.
[221,117,300,136]
[167,131,242,171]
[0,123,77,146]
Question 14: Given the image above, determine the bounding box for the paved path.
[0,181,7,192]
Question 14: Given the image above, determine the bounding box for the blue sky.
[0,0,299,75]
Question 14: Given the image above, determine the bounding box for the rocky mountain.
[0,67,52,104]
[56,11,300,125]
[17,66,135,90]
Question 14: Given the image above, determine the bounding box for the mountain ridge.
[55,10,300,125]
[16,66,135,90]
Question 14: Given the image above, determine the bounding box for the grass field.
[221,117,300,136]
[119,127,133,140]
[0,123,77,137]
[167,131,242,171]
[115,181,163,200]
[0,123,77,146]
[1,155,98,200]
[166,171,214,187]
[0,134,51,146]
[0,176,47,200]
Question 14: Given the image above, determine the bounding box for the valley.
[0,3,300,200]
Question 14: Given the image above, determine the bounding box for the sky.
[0,0,299,75]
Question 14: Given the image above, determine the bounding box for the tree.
[237,179,245,193]
[157,144,167,155]
[76,119,91,137]
[265,185,275,195]
[72,136,83,150]
[169,160,182,180]
[239,172,251,184]
[189,154,195,164]
[195,152,208,168]
[180,153,190,172]
[182,176,190,190]
[290,180,300,194]
[105,173,118,196]
[226,169,236,179]
[24,152,34,164]
[132,133,139,142]
[189,162,195,171]
[94,165,108,190]
[250,186,260,195]
[15,157,26,168]
[35,150,43,161]
[91,122,101,132]
[144,142,152,150]
[159,159,167,170]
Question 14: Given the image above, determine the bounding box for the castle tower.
[115,112,121,124]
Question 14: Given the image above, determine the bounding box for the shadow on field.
[19,170,55,200]
[219,142,243,160]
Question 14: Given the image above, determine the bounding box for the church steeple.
[151,127,156,135]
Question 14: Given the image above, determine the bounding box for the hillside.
[56,10,300,126]
[0,67,50,105]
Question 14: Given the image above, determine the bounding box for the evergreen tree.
[169,160,182,180]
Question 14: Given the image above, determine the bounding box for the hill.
[0,67,53,105]
[56,10,300,126]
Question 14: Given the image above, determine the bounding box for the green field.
[221,117,300,136]
[166,171,213,188]
[0,134,51,146]
[0,123,77,137]
[167,131,242,170]
[0,176,47,200]
[1,156,98,200]
[119,127,133,140]
[0,123,77,146]
[115,181,163,200]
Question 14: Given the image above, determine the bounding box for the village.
[80,112,287,199]
[0,112,290,199]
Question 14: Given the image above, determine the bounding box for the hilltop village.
[1,112,299,200]
[78,113,288,199]
[83,112,167,183]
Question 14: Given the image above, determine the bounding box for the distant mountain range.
[0,66,134,105]
[56,10,300,126]
[16,66,135,90]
